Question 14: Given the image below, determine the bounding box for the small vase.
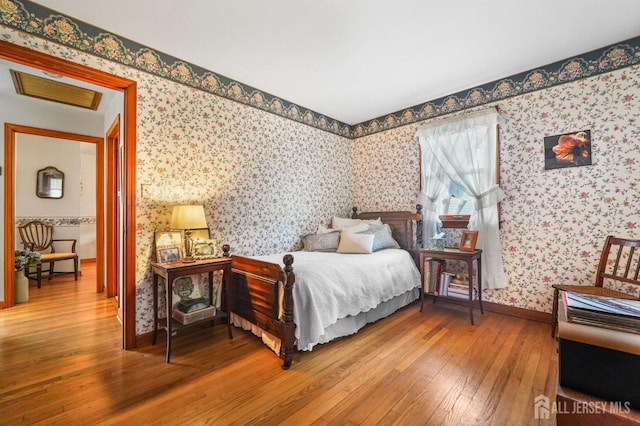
[15,270,29,303]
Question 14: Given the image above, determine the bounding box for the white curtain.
[417,153,447,241]
[416,108,509,289]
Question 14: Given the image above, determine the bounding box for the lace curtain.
[416,108,509,289]
[417,153,447,242]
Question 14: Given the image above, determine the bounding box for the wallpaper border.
[1,0,639,138]
[15,216,95,226]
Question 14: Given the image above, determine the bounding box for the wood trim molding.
[3,123,16,307]
[105,115,119,300]
[423,295,553,324]
[1,40,138,350]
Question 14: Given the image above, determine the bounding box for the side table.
[151,257,233,363]
[418,248,483,325]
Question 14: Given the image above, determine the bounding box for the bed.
[228,206,423,369]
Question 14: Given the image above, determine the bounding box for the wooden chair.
[551,235,640,337]
[18,220,79,288]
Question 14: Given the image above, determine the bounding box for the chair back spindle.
[595,236,640,290]
[19,221,54,252]
[551,235,640,337]
[17,220,78,287]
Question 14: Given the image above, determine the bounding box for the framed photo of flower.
[544,129,592,170]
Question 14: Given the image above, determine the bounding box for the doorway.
[12,127,103,292]
[1,40,137,349]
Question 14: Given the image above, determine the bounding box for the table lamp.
[170,205,207,263]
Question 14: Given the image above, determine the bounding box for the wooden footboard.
[229,254,296,369]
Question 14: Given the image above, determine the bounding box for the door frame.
[1,40,137,349]
[8,125,104,293]
[105,116,120,303]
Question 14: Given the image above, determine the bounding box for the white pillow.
[363,217,383,226]
[331,217,362,229]
[331,216,383,229]
[336,233,374,254]
[339,223,370,234]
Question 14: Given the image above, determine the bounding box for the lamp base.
[183,230,196,263]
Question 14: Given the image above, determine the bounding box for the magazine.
[563,291,640,334]
[563,291,640,318]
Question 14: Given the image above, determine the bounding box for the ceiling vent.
[10,69,102,110]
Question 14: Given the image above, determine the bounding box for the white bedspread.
[253,249,421,351]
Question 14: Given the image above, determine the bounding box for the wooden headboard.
[352,205,423,251]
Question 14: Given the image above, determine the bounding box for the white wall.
[15,133,95,272]
[16,135,81,216]
[80,142,97,260]
[0,91,104,301]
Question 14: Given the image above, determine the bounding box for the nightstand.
[151,257,233,362]
[418,248,483,325]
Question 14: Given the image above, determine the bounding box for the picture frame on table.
[189,228,211,244]
[157,245,182,263]
[459,230,478,252]
[155,229,185,262]
[193,239,219,259]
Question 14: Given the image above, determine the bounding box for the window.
[416,107,508,289]
[439,180,477,228]
[418,111,501,229]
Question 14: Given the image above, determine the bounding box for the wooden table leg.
[420,253,426,312]
[166,276,172,363]
[152,275,158,345]
[224,267,233,339]
[477,256,484,315]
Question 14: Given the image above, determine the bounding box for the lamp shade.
[170,205,207,230]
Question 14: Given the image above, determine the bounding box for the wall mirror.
[36,166,64,199]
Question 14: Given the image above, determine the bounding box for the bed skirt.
[230,287,419,355]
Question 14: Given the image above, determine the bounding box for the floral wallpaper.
[1,3,639,332]
[133,78,354,333]
[0,0,638,138]
[1,28,353,334]
[353,64,640,313]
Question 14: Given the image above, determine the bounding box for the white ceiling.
[32,0,640,125]
[0,59,116,114]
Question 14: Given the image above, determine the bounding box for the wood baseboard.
[482,300,552,323]
[424,294,552,324]
[135,331,153,348]
[81,258,97,264]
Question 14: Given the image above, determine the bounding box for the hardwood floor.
[0,264,558,425]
